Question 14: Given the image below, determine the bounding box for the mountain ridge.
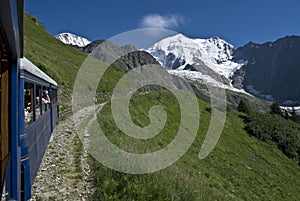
[233,35,300,105]
[55,32,300,106]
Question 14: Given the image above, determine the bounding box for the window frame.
[22,80,52,131]
[24,82,34,128]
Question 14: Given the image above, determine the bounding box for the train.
[0,0,59,200]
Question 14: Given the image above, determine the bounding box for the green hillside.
[24,13,300,201]
[24,13,88,110]
[90,91,300,201]
[24,13,128,110]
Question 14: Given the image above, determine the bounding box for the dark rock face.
[233,36,300,105]
[163,53,186,69]
[112,51,160,72]
[183,64,197,71]
[71,40,159,72]
[231,67,245,89]
[74,40,106,54]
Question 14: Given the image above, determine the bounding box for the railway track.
[58,108,72,118]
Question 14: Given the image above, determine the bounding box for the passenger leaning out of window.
[42,90,51,104]
[24,103,32,123]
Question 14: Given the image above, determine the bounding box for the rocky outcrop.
[73,40,160,72]
[231,67,245,89]
[233,36,300,105]
[111,50,160,72]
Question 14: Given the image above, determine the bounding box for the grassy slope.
[24,13,300,201]
[24,13,124,110]
[91,91,300,201]
[24,13,88,110]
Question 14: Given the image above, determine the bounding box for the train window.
[35,85,41,118]
[52,89,57,103]
[24,82,34,127]
[42,87,51,112]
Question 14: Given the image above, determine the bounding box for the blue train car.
[0,0,59,200]
[19,58,58,200]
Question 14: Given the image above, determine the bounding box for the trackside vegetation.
[88,91,300,200]
[238,101,300,164]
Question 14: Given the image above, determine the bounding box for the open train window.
[42,87,50,112]
[35,85,41,119]
[24,82,34,127]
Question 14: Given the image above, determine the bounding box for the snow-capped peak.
[55,32,91,47]
[146,33,245,79]
[195,36,235,63]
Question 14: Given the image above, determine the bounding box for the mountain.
[148,34,300,106]
[146,34,248,92]
[147,33,246,78]
[55,32,91,47]
[233,36,300,105]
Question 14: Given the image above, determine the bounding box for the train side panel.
[19,69,58,200]
[50,86,58,131]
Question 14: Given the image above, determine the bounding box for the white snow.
[280,106,300,115]
[147,33,247,79]
[55,33,91,47]
[167,69,252,95]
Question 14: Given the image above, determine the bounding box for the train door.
[0,26,9,193]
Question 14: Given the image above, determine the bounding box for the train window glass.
[35,85,41,119]
[42,87,50,112]
[24,82,34,127]
[52,89,57,103]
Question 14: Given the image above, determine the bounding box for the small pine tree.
[270,102,282,115]
[237,100,249,114]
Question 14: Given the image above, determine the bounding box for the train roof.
[20,57,58,86]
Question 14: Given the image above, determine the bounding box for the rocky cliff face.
[74,40,159,72]
[233,36,300,105]
[112,50,160,72]
[231,67,245,89]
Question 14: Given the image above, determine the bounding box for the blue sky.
[25,0,300,48]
